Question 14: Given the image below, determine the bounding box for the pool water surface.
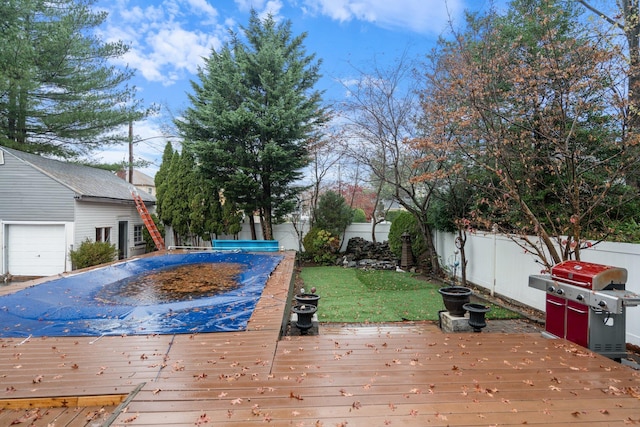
[0,252,282,337]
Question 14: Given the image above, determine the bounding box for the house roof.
[1,146,155,203]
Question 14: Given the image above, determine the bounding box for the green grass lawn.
[299,266,520,323]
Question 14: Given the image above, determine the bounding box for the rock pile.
[339,237,398,270]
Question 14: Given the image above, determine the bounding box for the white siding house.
[0,146,157,277]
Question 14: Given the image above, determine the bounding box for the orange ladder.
[131,191,165,251]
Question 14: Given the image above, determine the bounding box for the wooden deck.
[1,252,640,426]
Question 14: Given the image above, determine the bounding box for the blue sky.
[92,0,500,176]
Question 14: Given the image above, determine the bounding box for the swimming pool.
[0,252,283,338]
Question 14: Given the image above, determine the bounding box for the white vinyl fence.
[433,230,640,346]
[174,220,392,252]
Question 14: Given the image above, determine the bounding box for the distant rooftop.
[116,169,155,187]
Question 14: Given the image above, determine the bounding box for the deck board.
[1,251,640,426]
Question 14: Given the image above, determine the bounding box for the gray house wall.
[74,201,147,257]
[0,146,156,276]
[0,149,74,221]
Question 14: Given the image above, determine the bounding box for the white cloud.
[186,0,218,18]
[261,0,284,19]
[235,0,284,21]
[234,0,267,12]
[99,0,224,86]
[301,0,465,34]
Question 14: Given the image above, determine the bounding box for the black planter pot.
[438,286,472,316]
[291,304,317,334]
[295,293,320,307]
[463,302,491,332]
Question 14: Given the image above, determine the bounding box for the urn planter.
[438,286,472,316]
[295,293,320,307]
[291,304,317,334]
[463,302,491,332]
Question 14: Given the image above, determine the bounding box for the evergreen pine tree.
[177,9,325,240]
[0,0,146,157]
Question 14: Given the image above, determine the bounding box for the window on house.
[134,225,144,244]
[96,227,111,242]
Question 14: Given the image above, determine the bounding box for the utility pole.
[128,121,134,184]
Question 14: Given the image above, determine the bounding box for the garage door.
[7,224,66,276]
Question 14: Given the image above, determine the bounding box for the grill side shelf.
[598,290,640,308]
[528,274,553,291]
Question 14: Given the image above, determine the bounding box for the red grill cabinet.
[529,261,639,360]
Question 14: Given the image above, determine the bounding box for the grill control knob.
[547,286,555,293]
[556,288,564,295]
[598,300,607,308]
[576,294,584,301]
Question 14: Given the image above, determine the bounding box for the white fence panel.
[435,230,640,346]
[219,219,391,252]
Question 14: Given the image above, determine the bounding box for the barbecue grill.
[529,260,640,360]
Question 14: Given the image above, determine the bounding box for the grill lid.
[551,260,627,290]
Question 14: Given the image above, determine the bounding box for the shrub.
[385,209,403,223]
[313,191,353,236]
[302,227,340,265]
[352,208,367,223]
[69,238,117,270]
[388,211,427,259]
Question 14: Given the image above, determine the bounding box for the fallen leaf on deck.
[195,412,210,425]
[123,413,138,423]
[10,409,43,424]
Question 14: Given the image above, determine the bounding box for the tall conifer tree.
[0,0,145,157]
[177,10,325,240]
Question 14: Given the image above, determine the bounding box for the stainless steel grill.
[529,260,640,360]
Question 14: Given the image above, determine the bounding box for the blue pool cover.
[0,252,283,338]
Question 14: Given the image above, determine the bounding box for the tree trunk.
[262,208,273,241]
[17,87,28,144]
[248,214,257,240]
[456,229,468,287]
[415,218,441,276]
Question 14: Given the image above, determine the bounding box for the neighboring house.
[116,169,156,196]
[0,146,156,277]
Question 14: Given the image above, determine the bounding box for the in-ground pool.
[0,252,283,338]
